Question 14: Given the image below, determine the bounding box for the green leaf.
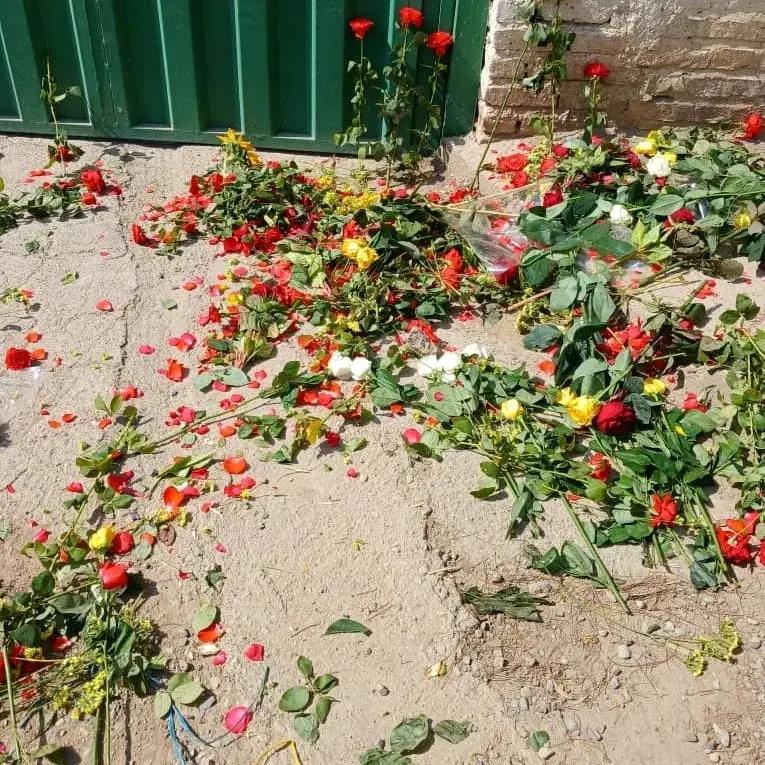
[647,194,684,217]
[10,623,41,647]
[293,713,320,743]
[171,680,205,705]
[297,655,314,680]
[315,696,332,724]
[61,270,78,285]
[325,618,371,636]
[279,686,311,712]
[154,691,172,718]
[571,358,607,380]
[527,730,550,751]
[390,714,431,754]
[27,743,67,764]
[205,565,225,588]
[549,275,579,312]
[220,367,249,387]
[314,673,338,694]
[359,749,412,765]
[433,719,472,744]
[522,324,561,351]
[191,604,218,632]
[32,570,55,597]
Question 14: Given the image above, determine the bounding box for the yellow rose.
[89,525,115,551]
[664,151,677,166]
[633,138,657,156]
[354,246,378,270]
[341,238,363,261]
[566,395,602,427]
[500,399,523,421]
[556,388,577,407]
[734,211,752,229]
[643,377,667,396]
[646,130,666,145]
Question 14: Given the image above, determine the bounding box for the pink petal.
[138,344,156,355]
[212,651,228,667]
[244,643,265,662]
[96,299,114,312]
[223,706,252,735]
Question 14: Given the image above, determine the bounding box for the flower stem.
[2,644,24,762]
[469,40,530,193]
[560,495,631,613]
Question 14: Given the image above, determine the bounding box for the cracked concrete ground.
[0,133,764,765]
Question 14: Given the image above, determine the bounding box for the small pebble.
[537,746,555,760]
[642,620,661,634]
[518,696,529,712]
[609,676,621,690]
[374,684,390,696]
[712,724,730,748]
[684,731,698,743]
[708,754,720,764]
[748,637,762,649]
[633,600,646,610]
[616,644,632,660]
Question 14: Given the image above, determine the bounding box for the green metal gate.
[0,0,489,151]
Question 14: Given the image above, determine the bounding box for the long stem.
[560,495,631,613]
[2,645,24,761]
[103,650,112,765]
[469,40,531,192]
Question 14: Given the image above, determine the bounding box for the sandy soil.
[0,133,764,765]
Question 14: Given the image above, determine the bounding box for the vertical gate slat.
[442,0,490,136]
[158,0,201,134]
[238,0,272,140]
[314,0,346,147]
[0,1,49,127]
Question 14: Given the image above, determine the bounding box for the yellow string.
[253,739,303,765]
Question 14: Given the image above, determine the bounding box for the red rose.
[99,562,128,590]
[496,153,528,173]
[583,61,610,80]
[542,186,564,207]
[110,531,134,555]
[588,452,612,482]
[594,399,637,436]
[349,17,374,40]
[715,527,752,566]
[399,6,424,29]
[131,223,150,246]
[81,168,106,194]
[743,112,762,141]
[650,493,677,528]
[665,207,696,228]
[510,170,530,188]
[552,144,569,158]
[4,347,32,371]
[426,31,454,58]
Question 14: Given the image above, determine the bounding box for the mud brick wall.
[478,0,765,134]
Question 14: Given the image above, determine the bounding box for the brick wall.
[478,0,765,135]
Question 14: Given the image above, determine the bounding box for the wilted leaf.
[389,714,431,753]
[433,719,472,744]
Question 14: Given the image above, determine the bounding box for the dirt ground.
[0,132,764,765]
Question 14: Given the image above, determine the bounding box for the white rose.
[438,351,462,374]
[328,351,353,380]
[461,343,490,359]
[609,204,632,226]
[646,153,671,178]
[417,354,440,378]
[350,356,371,381]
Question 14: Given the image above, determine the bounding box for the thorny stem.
[469,40,531,193]
[2,644,24,761]
[560,494,631,613]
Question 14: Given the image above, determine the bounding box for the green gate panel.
[0,0,489,150]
